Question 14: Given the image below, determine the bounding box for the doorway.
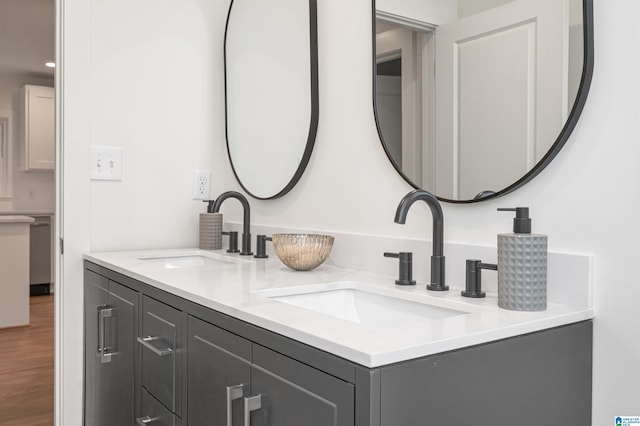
[0,0,56,424]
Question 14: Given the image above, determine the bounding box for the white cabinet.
[0,216,34,328]
[19,85,54,171]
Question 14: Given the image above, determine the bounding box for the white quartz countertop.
[85,248,594,367]
[0,215,35,223]
[0,211,53,216]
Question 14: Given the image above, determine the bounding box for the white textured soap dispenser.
[497,207,547,311]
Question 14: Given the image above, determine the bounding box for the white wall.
[88,0,226,252]
[61,0,638,424]
[0,74,55,212]
[377,0,456,25]
[59,0,228,422]
[458,0,513,19]
[458,0,582,23]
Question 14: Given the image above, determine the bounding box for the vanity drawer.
[140,295,183,416]
[138,388,182,426]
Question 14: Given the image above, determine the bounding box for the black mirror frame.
[372,0,594,203]
[224,0,319,200]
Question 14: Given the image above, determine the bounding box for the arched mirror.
[225,0,318,199]
[373,0,593,202]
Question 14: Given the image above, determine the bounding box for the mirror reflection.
[375,0,587,201]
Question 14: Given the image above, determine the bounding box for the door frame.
[374,13,435,190]
[55,0,94,424]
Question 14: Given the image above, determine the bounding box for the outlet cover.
[192,170,211,200]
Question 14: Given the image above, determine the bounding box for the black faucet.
[394,189,448,291]
[212,191,253,255]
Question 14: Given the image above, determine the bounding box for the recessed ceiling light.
[45,62,55,68]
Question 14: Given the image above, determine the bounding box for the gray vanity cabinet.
[84,269,139,426]
[378,321,593,425]
[187,315,355,426]
[187,315,252,425]
[84,261,592,426]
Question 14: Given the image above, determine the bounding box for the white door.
[376,26,423,184]
[433,0,568,199]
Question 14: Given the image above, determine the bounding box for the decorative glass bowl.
[271,234,334,271]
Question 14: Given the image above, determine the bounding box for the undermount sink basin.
[254,282,472,326]
[139,254,247,269]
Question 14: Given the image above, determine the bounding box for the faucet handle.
[254,235,272,259]
[384,252,416,286]
[462,259,497,298]
[222,231,239,253]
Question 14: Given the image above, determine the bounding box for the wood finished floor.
[0,294,54,426]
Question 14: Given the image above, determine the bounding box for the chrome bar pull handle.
[243,395,262,426]
[97,306,105,356]
[226,384,244,426]
[135,416,156,425]
[137,336,174,357]
[98,307,113,364]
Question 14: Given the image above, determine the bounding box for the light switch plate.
[91,146,123,181]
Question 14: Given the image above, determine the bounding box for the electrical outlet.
[192,170,211,200]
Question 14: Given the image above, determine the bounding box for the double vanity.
[82,0,596,423]
[84,246,593,425]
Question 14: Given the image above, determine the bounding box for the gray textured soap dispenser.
[497,207,547,311]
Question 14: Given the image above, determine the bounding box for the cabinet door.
[141,296,183,416]
[249,345,355,426]
[84,273,139,426]
[107,281,139,426]
[84,270,110,425]
[187,316,252,426]
[25,85,54,170]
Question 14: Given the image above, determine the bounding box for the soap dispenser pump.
[497,207,547,311]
